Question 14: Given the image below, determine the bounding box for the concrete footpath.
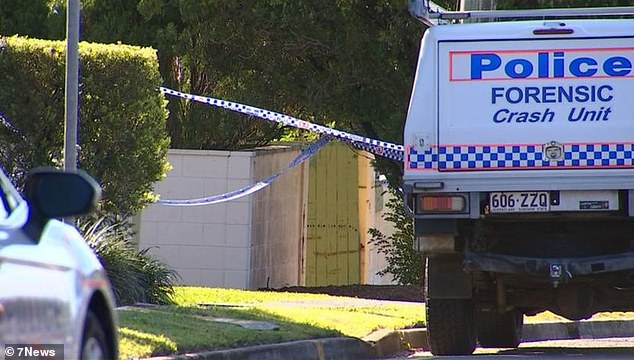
[147,318,634,360]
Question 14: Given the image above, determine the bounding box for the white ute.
[403,1,634,355]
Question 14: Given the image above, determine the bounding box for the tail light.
[417,194,467,213]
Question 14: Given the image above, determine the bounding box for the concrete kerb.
[142,329,420,360]
[523,319,634,342]
[363,328,428,357]
[145,337,374,360]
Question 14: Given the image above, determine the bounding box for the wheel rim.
[82,337,105,360]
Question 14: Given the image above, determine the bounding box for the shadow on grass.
[118,305,342,358]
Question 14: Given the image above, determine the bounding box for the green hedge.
[0,36,170,218]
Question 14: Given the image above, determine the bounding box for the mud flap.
[426,256,472,299]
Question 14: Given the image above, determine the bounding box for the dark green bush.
[81,218,179,306]
[368,188,423,286]
[0,36,170,218]
[0,1,49,38]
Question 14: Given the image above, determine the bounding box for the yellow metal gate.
[305,142,361,286]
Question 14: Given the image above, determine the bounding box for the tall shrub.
[368,188,423,285]
[0,36,170,218]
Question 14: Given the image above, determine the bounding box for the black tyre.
[80,310,111,360]
[426,298,477,355]
[477,308,523,348]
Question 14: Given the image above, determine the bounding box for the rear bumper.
[404,171,634,194]
[464,250,634,277]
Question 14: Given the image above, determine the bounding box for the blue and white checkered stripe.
[160,87,404,162]
[408,143,634,171]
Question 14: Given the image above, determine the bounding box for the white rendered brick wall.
[139,149,253,288]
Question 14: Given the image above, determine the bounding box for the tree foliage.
[69,0,425,183]
[0,1,49,38]
[5,0,625,187]
[0,1,444,185]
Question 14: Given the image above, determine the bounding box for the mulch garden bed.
[269,284,424,303]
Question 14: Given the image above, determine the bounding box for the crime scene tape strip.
[159,87,405,162]
[156,136,330,206]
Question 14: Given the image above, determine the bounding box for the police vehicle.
[404,1,634,355]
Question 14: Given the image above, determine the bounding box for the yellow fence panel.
[306,142,360,286]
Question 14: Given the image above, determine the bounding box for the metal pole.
[64,0,79,172]
[460,0,496,22]
[461,0,496,11]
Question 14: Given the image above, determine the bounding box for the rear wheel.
[426,298,477,355]
[477,308,523,348]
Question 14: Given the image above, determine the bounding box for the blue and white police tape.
[157,136,331,206]
[159,87,405,162]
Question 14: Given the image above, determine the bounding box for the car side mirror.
[23,167,101,219]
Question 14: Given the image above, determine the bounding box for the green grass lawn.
[118,286,426,359]
[525,311,634,323]
[118,286,634,359]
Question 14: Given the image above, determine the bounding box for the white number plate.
[489,192,549,213]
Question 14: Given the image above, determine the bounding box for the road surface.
[386,337,634,359]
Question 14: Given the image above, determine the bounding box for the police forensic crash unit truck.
[404,1,634,355]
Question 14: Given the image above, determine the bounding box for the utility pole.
[64,0,80,172]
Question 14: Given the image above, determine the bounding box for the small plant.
[368,188,423,286]
[80,217,180,305]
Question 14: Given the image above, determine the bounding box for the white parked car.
[0,167,117,359]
